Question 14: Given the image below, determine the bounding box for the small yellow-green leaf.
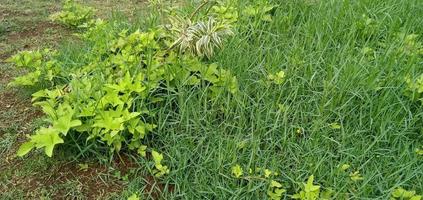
[277,104,286,112]
[231,164,243,178]
[304,175,320,192]
[78,163,89,171]
[270,180,283,188]
[152,150,163,164]
[392,187,413,198]
[329,123,341,129]
[339,164,351,171]
[349,171,364,182]
[264,169,272,178]
[127,193,140,200]
[137,145,147,157]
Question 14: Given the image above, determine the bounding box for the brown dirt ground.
[1,153,173,199]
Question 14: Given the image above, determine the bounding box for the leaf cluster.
[11,2,238,178]
[50,0,95,28]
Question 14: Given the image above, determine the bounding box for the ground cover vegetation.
[1,0,423,199]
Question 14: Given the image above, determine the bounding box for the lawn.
[1,0,422,199]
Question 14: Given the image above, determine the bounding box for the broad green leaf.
[33,101,56,120]
[127,118,140,134]
[31,88,62,102]
[202,64,219,83]
[30,127,64,157]
[17,142,35,157]
[135,125,146,138]
[93,113,124,131]
[53,115,81,135]
[8,70,41,86]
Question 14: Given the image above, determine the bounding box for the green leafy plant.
[127,193,140,200]
[391,187,422,200]
[349,171,364,182]
[267,180,286,200]
[338,163,351,172]
[292,175,321,200]
[404,74,423,103]
[211,3,238,24]
[329,122,341,129]
[397,33,423,56]
[231,164,243,178]
[267,70,285,85]
[50,0,95,28]
[14,28,238,159]
[152,150,170,177]
[168,17,234,58]
[6,49,60,87]
[355,14,379,39]
[11,3,238,185]
[167,1,236,59]
[243,1,277,22]
[231,164,286,199]
[291,175,333,200]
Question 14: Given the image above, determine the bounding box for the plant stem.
[189,0,210,21]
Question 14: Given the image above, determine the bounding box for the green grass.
[1,0,423,199]
[90,0,423,198]
[150,0,423,198]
